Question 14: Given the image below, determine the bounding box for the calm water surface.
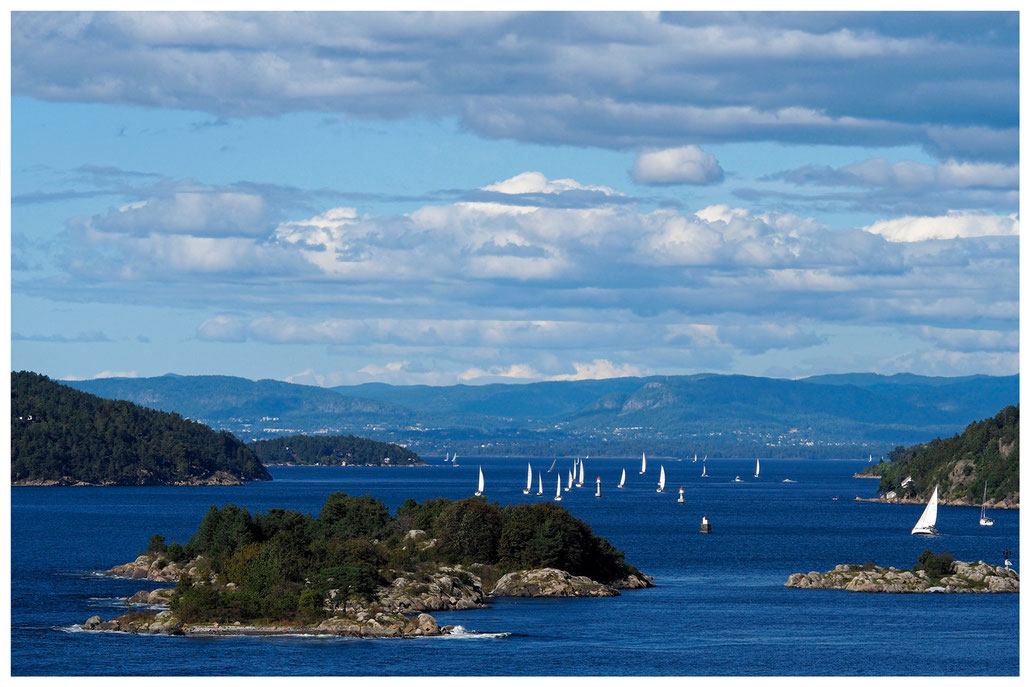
[10,457,1020,675]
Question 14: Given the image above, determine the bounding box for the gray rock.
[490,568,619,597]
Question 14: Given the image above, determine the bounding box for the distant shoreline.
[854,495,1019,510]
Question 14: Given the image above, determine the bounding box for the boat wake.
[440,625,511,639]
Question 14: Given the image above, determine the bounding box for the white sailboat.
[537,472,544,496]
[733,475,741,482]
[554,474,563,501]
[754,459,760,478]
[523,463,532,495]
[911,485,939,535]
[701,464,708,478]
[595,476,601,498]
[565,469,573,492]
[979,484,995,526]
[868,454,873,463]
[617,468,626,489]
[692,454,697,463]
[443,452,449,462]
[576,459,585,487]
[474,466,484,497]
[639,452,647,475]
[548,457,557,472]
[657,465,666,493]
[452,453,458,467]
[677,486,685,503]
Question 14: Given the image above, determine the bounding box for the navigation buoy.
[677,486,685,503]
[699,515,712,534]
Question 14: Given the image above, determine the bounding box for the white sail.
[754,459,760,478]
[537,472,544,496]
[566,469,572,491]
[701,464,707,478]
[657,465,666,492]
[452,453,458,466]
[693,454,697,463]
[911,486,939,535]
[639,452,647,474]
[444,452,449,462]
[980,483,994,526]
[524,463,533,494]
[548,457,557,472]
[555,474,562,501]
[475,466,484,496]
[577,459,585,487]
[618,468,626,488]
[595,476,601,498]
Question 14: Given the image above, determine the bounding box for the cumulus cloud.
[550,359,644,381]
[631,145,724,186]
[862,212,1018,242]
[31,169,1018,382]
[11,12,1017,161]
[772,158,1018,191]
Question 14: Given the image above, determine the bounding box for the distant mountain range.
[63,372,1018,458]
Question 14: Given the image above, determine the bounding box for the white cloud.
[863,211,1019,242]
[62,370,139,381]
[94,187,271,238]
[11,12,1016,161]
[550,359,644,381]
[631,145,724,185]
[912,326,1018,352]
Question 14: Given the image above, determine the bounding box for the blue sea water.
[10,457,1020,675]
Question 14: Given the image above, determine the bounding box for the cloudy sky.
[10,11,1020,386]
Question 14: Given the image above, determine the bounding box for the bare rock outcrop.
[490,568,620,597]
[786,561,1018,593]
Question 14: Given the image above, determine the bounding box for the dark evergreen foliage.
[160,492,638,624]
[871,405,1018,502]
[11,371,270,485]
[248,434,424,466]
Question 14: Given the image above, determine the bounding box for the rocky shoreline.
[786,560,1019,593]
[14,470,249,487]
[88,554,653,637]
[854,495,1019,509]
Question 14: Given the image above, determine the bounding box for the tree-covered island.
[11,371,270,486]
[857,405,1019,508]
[84,493,653,637]
[248,434,425,466]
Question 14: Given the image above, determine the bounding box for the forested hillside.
[249,434,425,466]
[11,371,270,486]
[863,405,1019,506]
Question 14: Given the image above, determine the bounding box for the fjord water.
[11,457,1019,676]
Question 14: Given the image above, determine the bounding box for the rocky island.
[786,551,1018,594]
[83,493,652,637]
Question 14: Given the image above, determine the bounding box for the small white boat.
[474,466,484,497]
[452,453,458,467]
[979,484,995,526]
[595,476,601,498]
[733,475,741,482]
[911,485,939,535]
[443,452,449,462]
[868,454,873,463]
[523,462,532,495]
[677,486,684,503]
[754,459,760,478]
[782,478,795,483]
[565,469,572,492]
[617,467,626,489]
[554,474,562,501]
[703,455,707,462]
[536,472,544,496]
[692,454,697,463]
[576,459,585,487]
[639,452,647,475]
[547,457,557,472]
[657,465,666,493]
[701,465,708,478]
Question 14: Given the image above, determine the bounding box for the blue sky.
[9,11,1020,386]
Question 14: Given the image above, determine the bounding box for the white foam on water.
[438,625,511,639]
